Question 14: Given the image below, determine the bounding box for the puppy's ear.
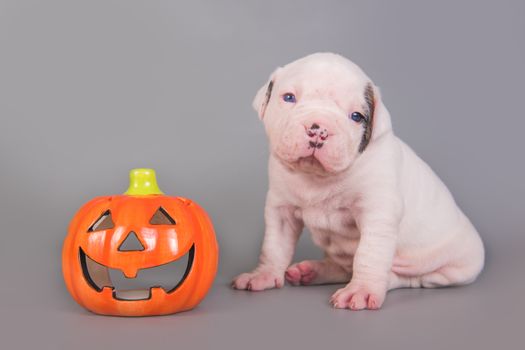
[252,68,281,119]
[359,82,377,152]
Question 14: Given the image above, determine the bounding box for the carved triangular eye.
[149,207,176,225]
[88,210,114,232]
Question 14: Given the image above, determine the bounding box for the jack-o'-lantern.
[62,169,218,316]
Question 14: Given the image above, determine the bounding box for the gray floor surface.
[1,231,523,350]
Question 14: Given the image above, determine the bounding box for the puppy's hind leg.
[388,262,483,290]
[388,272,423,290]
[285,258,351,286]
[389,232,484,290]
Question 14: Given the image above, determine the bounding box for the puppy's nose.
[306,123,329,140]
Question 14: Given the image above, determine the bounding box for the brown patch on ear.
[260,80,274,118]
[358,82,375,153]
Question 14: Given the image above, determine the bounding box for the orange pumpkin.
[62,169,218,316]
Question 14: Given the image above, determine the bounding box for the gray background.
[1,0,524,349]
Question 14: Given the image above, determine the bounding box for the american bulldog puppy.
[232,53,484,310]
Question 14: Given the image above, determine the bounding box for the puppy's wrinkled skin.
[232,53,484,310]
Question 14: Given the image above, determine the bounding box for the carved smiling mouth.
[79,246,194,301]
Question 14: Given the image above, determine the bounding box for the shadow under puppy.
[232,53,484,310]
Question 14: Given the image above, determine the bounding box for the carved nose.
[118,231,145,251]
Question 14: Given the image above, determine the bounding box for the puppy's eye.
[283,93,296,103]
[350,112,365,123]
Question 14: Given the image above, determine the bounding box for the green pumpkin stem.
[124,168,164,196]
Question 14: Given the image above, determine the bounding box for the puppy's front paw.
[232,270,284,291]
[330,282,386,310]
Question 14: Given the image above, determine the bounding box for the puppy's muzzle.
[306,123,329,149]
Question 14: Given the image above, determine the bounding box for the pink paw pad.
[285,262,318,286]
[232,271,284,291]
[367,295,380,310]
[330,284,385,311]
[285,268,301,285]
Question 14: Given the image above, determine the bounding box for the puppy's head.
[253,53,391,175]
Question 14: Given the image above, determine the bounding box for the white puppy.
[232,53,484,310]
